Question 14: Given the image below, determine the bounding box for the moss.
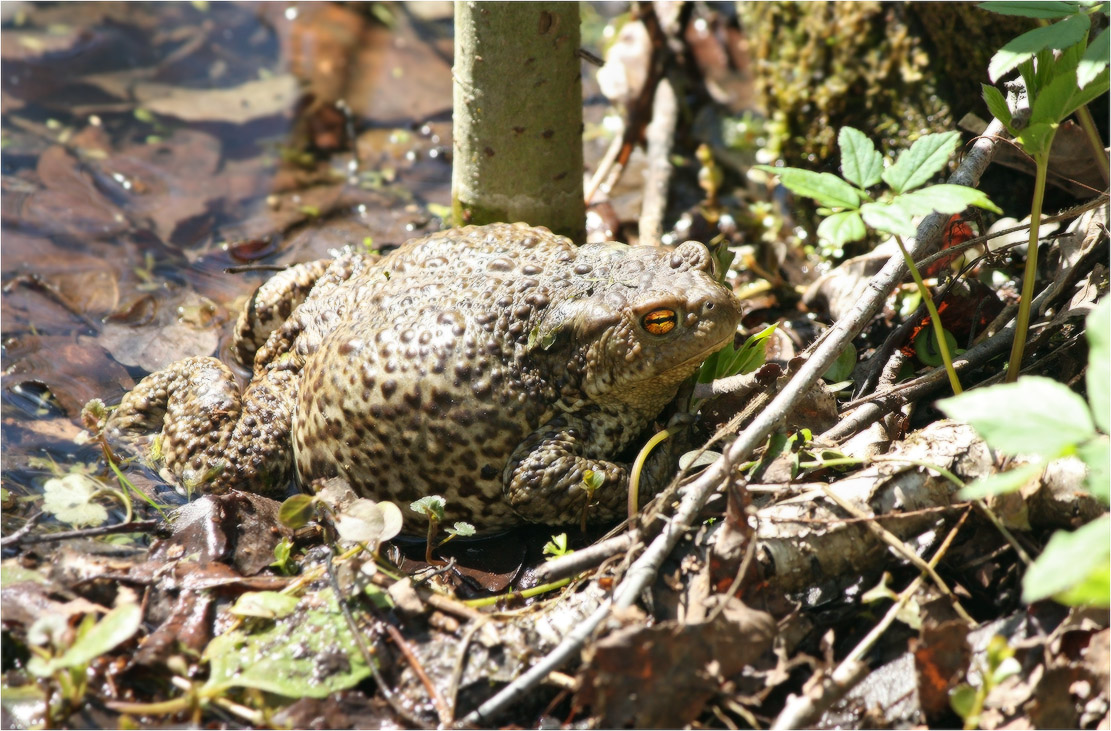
[738,2,1035,169]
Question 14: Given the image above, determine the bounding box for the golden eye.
[642,309,678,335]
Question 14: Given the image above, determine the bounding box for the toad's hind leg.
[233,252,369,368]
[106,356,299,496]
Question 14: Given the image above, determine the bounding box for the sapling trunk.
[452,2,585,242]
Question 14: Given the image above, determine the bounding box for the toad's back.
[292,225,582,527]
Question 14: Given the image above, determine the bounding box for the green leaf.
[989,14,1092,81]
[278,494,315,529]
[1088,298,1111,433]
[1015,121,1060,157]
[410,495,445,522]
[817,211,867,248]
[754,166,861,208]
[823,341,857,383]
[1021,515,1111,605]
[949,684,979,721]
[958,463,1043,500]
[0,564,49,588]
[1079,27,1110,88]
[860,202,917,237]
[446,521,476,537]
[1078,438,1110,504]
[1053,562,1110,605]
[55,603,142,671]
[981,84,1015,130]
[938,377,1097,457]
[230,591,301,619]
[892,184,1003,218]
[882,131,961,194]
[42,474,108,528]
[838,127,884,188]
[980,1,1083,18]
[698,324,776,383]
[204,591,373,697]
[1042,65,1111,125]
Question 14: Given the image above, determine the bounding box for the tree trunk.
[452,2,585,242]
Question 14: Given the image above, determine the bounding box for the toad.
[107,223,741,531]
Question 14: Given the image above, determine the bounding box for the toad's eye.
[642,309,678,335]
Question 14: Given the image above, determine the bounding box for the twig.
[383,622,453,726]
[827,211,1106,442]
[817,483,974,625]
[0,512,45,547]
[1,519,158,548]
[461,115,1009,731]
[325,556,430,728]
[770,507,971,730]
[447,618,487,721]
[639,76,678,246]
[531,531,637,584]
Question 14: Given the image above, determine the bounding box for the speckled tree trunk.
[452,2,585,243]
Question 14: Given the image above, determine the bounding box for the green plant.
[26,603,143,725]
[543,532,573,559]
[949,635,1023,729]
[980,1,1110,382]
[408,495,474,562]
[938,298,1110,606]
[757,127,1002,395]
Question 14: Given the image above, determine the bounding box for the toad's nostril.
[704,302,714,311]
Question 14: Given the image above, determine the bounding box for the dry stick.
[770,507,973,730]
[639,76,678,247]
[1,518,158,547]
[447,618,487,721]
[461,120,1007,728]
[532,531,637,584]
[816,483,974,624]
[382,622,453,726]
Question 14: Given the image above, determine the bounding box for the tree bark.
[452,2,585,242]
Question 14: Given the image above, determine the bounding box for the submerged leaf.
[204,591,373,698]
[42,474,108,528]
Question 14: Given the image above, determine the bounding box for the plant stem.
[893,235,962,395]
[628,428,671,520]
[1075,104,1110,186]
[1005,150,1051,383]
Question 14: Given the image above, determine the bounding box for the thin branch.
[1,519,158,548]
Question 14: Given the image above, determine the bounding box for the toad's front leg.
[503,413,654,525]
[106,355,300,496]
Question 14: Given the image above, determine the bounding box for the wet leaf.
[204,590,372,698]
[42,473,108,528]
[229,591,300,619]
[138,75,301,125]
[279,494,316,529]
